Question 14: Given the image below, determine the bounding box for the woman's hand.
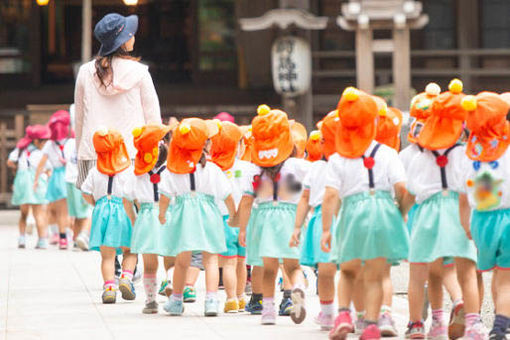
[238,230,246,248]
[289,228,301,248]
[321,231,332,253]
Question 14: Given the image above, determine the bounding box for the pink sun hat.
[214,112,235,123]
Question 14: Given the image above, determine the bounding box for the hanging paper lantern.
[36,0,50,6]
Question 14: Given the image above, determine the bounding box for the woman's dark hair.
[95,48,140,87]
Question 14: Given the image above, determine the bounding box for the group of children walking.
[8,107,91,251]
[8,78,510,340]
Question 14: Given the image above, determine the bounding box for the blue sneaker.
[279,296,293,316]
[246,295,263,315]
[118,278,136,300]
[204,298,219,316]
[164,297,184,316]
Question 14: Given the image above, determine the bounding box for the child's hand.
[321,231,332,253]
[32,179,38,192]
[159,214,167,225]
[289,228,301,248]
[238,230,246,248]
[226,215,236,227]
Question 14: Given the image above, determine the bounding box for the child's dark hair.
[155,142,168,168]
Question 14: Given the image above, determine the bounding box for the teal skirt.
[131,203,166,255]
[159,193,226,257]
[409,191,477,263]
[220,215,246,258]
[46,166,67,202]
[471,208,510,271]
[66,183,91,219]
[257,202,300,260]
[90,196,133,255]
[407,204,418,233]
[246,206,263,266]
[11,169,48,206]
[331,191,409,264]
[300,205,336,266]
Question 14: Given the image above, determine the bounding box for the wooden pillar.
[393,26,411,110]
[14,115,25,141]
[457,0,478,93]
[356,28,374,93]
[30,1,41,86]
[48,0,56,54]
[81,0,92,64]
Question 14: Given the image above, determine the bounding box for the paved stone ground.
[0,210,498,340]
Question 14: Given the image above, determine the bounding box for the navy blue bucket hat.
[94,13,138,57]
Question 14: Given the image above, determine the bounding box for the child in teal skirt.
[34,110,72,249]
[158,118,236,317]
[81,128,137,304]
[124,124,172,314]
[9,125,51,249]
[321,88,409,340]
[63,137,92,251]
[402,83,466,339]
[210,120,259,314]
[290,124,339,331]
[459,92,510,339]
[237,105,310,325]
[405,79,484,339]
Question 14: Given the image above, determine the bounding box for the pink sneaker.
[463,320,488,340]
[59,237,68,250]
[261,303,276,325]
[329,311,354,340]
[314,312,334,331]
[50,233,59,245]
[360,324,381,340]
[428,319,448,340]
[449,303,465,339]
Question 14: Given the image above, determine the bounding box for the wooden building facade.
[1,0,510,120]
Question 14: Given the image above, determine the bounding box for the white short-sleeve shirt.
[406,144,466,204]
[124,164,167,204]
[244,157,311,204]
[81,166,133,201]
[399,143,421,172]
[325,141,407,199]
[303,160,328,208]
[462,148,510,211]
[159,161,232,200]
[63,139,79,183]
[216,159,259,215]
[42,139,69,168]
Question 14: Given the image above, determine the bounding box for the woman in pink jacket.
[74,13,161,188]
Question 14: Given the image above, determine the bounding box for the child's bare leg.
[236,257,247,298]
[100,246,117,282]
[173,251,192,295]
[352,266,365,316]
[202,252,219,294]
[283,258,305,289]
[32,204,48,238]
[382,263,393,309]
[18,204,29,235]
[408,262,430,322]
[262,257,279,298]
[220,256,237,300]
[363,258,386,322]
[338,259,362,309]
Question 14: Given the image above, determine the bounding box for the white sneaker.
[75,232,89,251]
[18,235,26,249]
